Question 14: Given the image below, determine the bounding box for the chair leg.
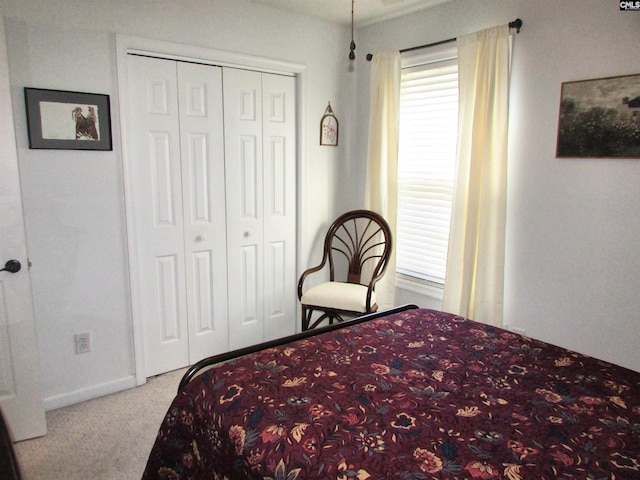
[301,305,312,331]
[303,308,351,331]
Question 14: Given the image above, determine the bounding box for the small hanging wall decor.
[320,102,338,146]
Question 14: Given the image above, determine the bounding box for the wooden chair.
[298,210,392,330]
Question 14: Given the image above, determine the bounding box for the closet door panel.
[262,74,296,340]
[224,68,265,349]
[150,132,176,226]
[241,245,259,322]
[192,250,214,332]
[177,62,229,363]
[240,135,259,218]
[268,240,287,316]
[127,55,189,376]
[155,255,181,341]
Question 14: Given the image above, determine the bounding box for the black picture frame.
[24,88,112,151]
[556,73,640,158]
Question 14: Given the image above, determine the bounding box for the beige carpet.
[14,368,186,480]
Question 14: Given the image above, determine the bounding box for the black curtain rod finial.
[509,18,523,33]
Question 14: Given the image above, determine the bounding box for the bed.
[142,305,640,479]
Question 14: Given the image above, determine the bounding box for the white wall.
[355,0,640,372]
[1,0,357,408]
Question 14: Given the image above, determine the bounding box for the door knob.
[0,259,21,273]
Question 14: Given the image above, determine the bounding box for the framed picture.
[24,88,112,150]
[320,102,338,146]
[556,73,640,158]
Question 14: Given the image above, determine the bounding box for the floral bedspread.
[142,308,640,479]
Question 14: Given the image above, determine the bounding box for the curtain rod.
[365,18,522,61]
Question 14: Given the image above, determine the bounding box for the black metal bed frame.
[178,304,419,392]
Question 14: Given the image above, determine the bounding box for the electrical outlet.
[75,332,91,354]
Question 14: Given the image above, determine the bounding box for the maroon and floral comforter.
[142,308,640,479]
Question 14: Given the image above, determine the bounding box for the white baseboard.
[43,375,139,411]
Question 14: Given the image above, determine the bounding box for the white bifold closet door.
[126,55,296,376]
[127,56,229,376]
[223,68,297,350]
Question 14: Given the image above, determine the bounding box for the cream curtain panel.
[365,51,401,310]
[442,25,511,326]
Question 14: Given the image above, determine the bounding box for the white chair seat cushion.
[301,282,375,312]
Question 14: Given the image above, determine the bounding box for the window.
[396,43,458,288]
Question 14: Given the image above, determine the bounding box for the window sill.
[395,274,444,301]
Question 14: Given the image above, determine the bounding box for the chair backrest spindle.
[326,211,391,286]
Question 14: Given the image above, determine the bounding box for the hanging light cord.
[349,0,356,60]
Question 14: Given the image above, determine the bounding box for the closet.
[126,55,297,377]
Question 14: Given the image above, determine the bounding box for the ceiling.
[248,0,453,27]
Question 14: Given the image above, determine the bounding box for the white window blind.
[396,44,458,285]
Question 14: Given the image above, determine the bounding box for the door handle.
[0,259,21,273]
